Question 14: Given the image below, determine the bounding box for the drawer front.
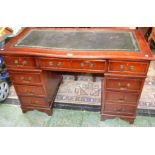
[14,85,45,97]
[19,96,50,107]
[37,58,106,73]
[104,104,136,115]
[38,58,71,69]
[108,61,149,74]
[71,60,106,72]
[10,72,42,85]
[4,56,36,69]
[106,78,143,92]
[106,91,139,103]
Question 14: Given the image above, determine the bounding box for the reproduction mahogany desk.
[0,27,154,124]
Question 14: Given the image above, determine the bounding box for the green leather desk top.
[14,29,140,52]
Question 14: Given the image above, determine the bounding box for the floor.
[0,104,155,127]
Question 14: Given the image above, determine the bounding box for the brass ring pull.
[49,61,53,66]
[25,89,34,95]
[127,83,130,87]
[129,65,135,71]
[57,62,62,67]
[20,76,24,80]
[118,82,121,87]
[14,60,19,65]
[118,82,126,89]
[113,108,116,111]
[89,63,94,68]
[29,89,35,94]
[118,82,130,89]
[22,60,27,65]
[80,63,84,68]
[33,100,39,104]
[28,77,32,81]
[117,96,126,102]
[121,108,126,112]
[120,65,125,70]
[29,91,34,95]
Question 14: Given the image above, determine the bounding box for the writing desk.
[0,27,154,123]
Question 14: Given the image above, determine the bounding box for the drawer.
[19,96,50,107]
[14,85,46,97]
[37,58,106,73]
[71,60,106,72]
[9,71,42,85]
[104,104,136,115]
[108,60,149,74]
[105,91,139,103]
[38,58,71,69]
[4,56,36,69]
[106,78,143,92]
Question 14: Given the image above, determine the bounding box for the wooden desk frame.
[0,27,154,124]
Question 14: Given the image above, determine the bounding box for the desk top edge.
[1,27,154,61]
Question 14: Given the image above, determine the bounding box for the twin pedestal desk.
[0,28,154,124]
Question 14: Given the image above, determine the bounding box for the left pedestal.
[9,70,62,115]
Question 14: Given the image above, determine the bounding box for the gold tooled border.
[14,29,140,52]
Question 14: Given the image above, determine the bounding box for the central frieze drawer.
[71,60,106,71]
[14,85,46,97]
[19,96,50,107]
[4,56,36,69]
[37,58,106,72]
[105,91,139,103]
[9,71,42,85]
[106,78,143,92]
[108,60,149,74]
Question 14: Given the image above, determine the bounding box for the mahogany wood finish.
[0,27,154,124]
[106,77,143,92]
[4,56,36,69]
[10,69,62,115]
[108,60,149,75]
[37,58,106,73]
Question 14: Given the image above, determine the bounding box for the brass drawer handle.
[28,90,35,95]
[57,62,62,67]
[49,61,54,66]
[14,60,19,65]
[127,83,130,87]
[117,97,126,102]
[118,82,130,89]
[28,77,32,81]
[20,76,32,81]
[20,76,24,80]
[24,89,35,95]
[120,65,125,70]
[121,108,126,112]
[31,100,38,104]
[113,108,116,111]
[33,100,39,104]
[80,63,84,68]
[89,63,94,68]
[118,82,121,87]
[14,59,27,66]
[114,107,126,112]
[22,60,27,65]
[130,65,135,71]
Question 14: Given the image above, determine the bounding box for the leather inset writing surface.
[14,29,140,52]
